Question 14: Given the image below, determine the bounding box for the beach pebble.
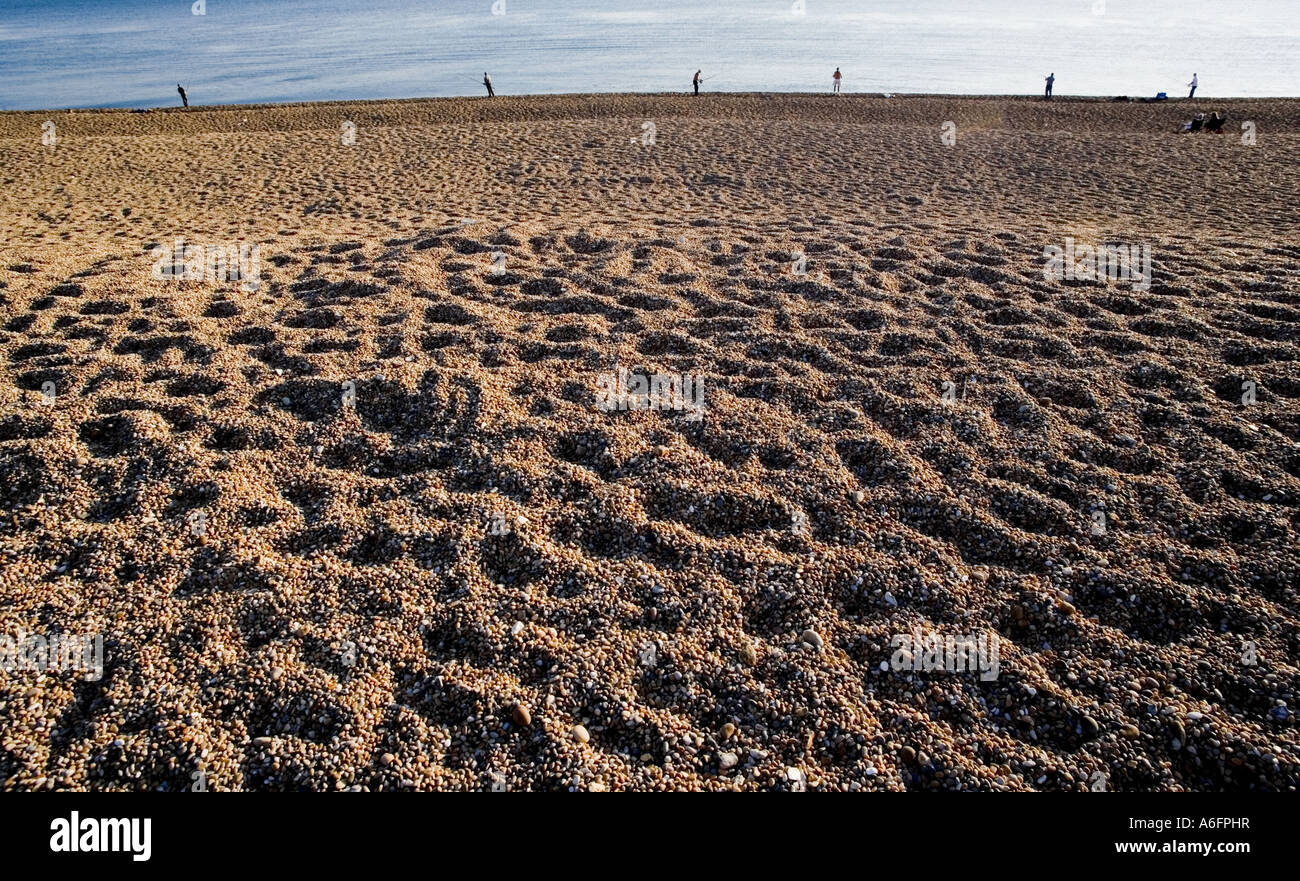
[718,751,739,771]
[571,725,590,744]
[799,629,824,650]
[512,703,532,727]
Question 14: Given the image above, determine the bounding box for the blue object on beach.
[1156,92,1168,100]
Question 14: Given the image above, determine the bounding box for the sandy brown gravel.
[0,94,1297,791]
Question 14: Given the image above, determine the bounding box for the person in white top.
[1188,73,1198,99]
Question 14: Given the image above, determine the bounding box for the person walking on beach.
[177,84,188,108]
[1044,72,1054,100]
[833,67,842,93]
[1187,73,1198,99]
[483,73,495,97]
[693,70,701,96]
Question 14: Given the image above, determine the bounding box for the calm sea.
[1,0,1297,110]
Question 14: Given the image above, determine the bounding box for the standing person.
[483,72,494,97]
[833,67,842,93]
[177,84,188,108]
[693,70,701,96]
[1044,72,1054,100]
[1187,73,1198,99]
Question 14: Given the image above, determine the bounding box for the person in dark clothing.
[177,84,188,108]
[483,73,494,97]
[1044,73,1054,101]
[693,70,701,96]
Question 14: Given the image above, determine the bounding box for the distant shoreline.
[3,92,1298,117]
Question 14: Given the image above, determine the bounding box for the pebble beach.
[0,93,1297,791]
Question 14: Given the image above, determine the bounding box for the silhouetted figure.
[483,73,494,97]
[693,70,701,96]
[833,67,842,93]
[1188,73,1198,99]
[1044,73,1054,101]
[177,84,188,108]
[1205,111,1227,132]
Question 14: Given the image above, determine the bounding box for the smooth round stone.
[800,629,824,650]
[571,725,590,744]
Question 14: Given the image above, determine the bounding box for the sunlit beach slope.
[0,94,1297,791]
